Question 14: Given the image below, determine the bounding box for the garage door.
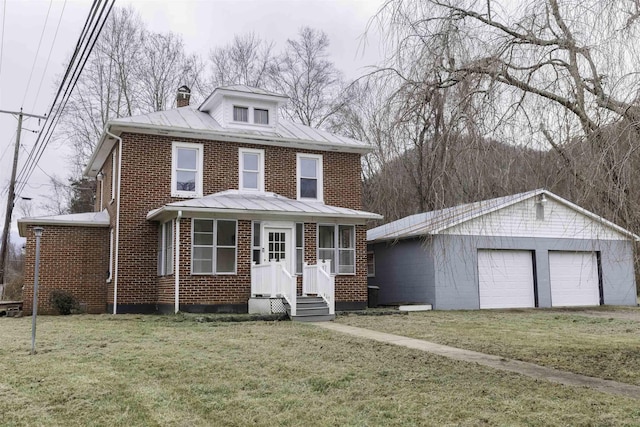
[549,252,600,307]
[478,250,535,309]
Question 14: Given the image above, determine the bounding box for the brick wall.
[92,131,367,310]
[23,225,109,314]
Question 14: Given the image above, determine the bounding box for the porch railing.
[303,260,335,315]
[251,261,297,316]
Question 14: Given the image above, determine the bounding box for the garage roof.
[367,189,640,242]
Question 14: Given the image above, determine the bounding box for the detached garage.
[367,189,638,310]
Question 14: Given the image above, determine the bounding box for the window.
[318,224,355,274]
[295,223,304,275]
[367,251,375,277]
[252,221,261,265]
[297,154,323,201]
[111,151,116,202]
[254,108,269,125]
[233,106,248,122]
[107,229,114,282]
[239,148,264,191]
[158,221,174,276]
[192,219,237,274]
[172,142,203,198]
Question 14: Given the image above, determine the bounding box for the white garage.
[478,250,535,309]
[549,251,600,307]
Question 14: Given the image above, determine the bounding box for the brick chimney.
[176,85,191,108]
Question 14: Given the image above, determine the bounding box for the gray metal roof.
[108,106,369,152]
[147,190,382,222]
[215,85,288,98]
[18,210,110,237]
[367,189,639,242]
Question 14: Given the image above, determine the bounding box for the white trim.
[238,148,265,192]
[110,151,116,202]
[191,218,238,275]
[107,229,114,283]
[317,223,356,276]
[171,141,203,198]
[174,211,182,313]
[297,153,324,202]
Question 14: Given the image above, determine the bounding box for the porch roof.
[18,209,110,237]
[147,190,382,223]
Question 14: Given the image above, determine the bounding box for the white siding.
[443,198,625,240]
[478,250,535,309]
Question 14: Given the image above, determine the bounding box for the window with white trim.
[367,251,375,277]
[172,142,203,198]
[111,151,116,202]
[233,106,248,122]
[295,223,304,275]
[192,219,237,274]
[254,108,269,124]
[158,221,174,276]
[297,154,323,201]
[317,224,355,275]
[239,148,264,192]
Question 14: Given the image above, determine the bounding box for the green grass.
[1,314,640,426]
[337,308,640,385]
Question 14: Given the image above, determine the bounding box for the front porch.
[250,260,335,321]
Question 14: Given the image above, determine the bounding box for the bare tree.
[208,33,276,89]
[270,27,347,128]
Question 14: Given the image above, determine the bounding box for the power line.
[22,0,54,107]
[14,0,103,187]
[30,0,68,113]
[0,0,6,82]
[15,0,115,196]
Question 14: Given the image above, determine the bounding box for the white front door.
[263,227,294,274]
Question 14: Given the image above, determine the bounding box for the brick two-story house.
[19,85,381,319]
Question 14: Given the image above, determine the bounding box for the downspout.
[105,128,122,315]
[174,210,182,313]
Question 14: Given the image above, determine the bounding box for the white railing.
[251,261,297,316]
[303,260,335,315]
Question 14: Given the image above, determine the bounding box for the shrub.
[49,290,78,315]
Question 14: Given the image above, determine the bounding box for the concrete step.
[290,313,336,322]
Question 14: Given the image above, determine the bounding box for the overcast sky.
[0,0,384,245]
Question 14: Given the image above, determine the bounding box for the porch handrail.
[251,261,297,316]
[302,260,334,315]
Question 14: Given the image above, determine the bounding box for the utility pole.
[0,109,47,285]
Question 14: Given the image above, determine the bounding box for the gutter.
[174,210,182,313]
[105,128,122,315]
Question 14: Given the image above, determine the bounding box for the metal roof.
[18,210,110,237]
[214,85,288,98]
[147,190,382,222]
[108,107,369,152]
[367,189,640,242]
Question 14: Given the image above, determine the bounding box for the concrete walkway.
[314,322,640,400]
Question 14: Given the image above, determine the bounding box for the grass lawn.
[337,308,640,386]
[1,315,640,426]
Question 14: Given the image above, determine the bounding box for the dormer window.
[254,108,269,125]
[233,106,248,122]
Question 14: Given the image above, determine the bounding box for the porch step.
[284,296,335,322]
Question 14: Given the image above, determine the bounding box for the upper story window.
[233,106,249,122]
[254,108,269,125]
[297,153,323,202]
[239,148,264,192]
[172,141,203,198]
